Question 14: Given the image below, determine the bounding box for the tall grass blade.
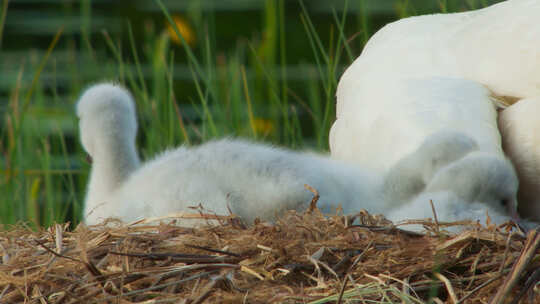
[357,0,370,46]
[299,0,329,65]
[22,27,63,113]
[331,0,354,63]
[190,66,217,138]
[127,21,149,101]
[80,0,95,60]
[155,0,204,83]
[0,0,9,49]
[55,125,80,224]
[28,177,42,227]
[247,42,292,142]
[240,65,257,138]
[278,0,288,112]
[101,29,124,80]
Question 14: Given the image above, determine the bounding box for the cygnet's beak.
[507,200,519,221]
[507,199,529,232]
[85,153,93,164]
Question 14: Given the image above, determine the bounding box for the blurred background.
[0,0,502,227]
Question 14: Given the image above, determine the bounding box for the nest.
[1,209,539,304]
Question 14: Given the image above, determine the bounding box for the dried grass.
[1,209,539,304]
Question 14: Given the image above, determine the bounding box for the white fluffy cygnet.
[382,130,522,232]
[499,98,540,221]
[382,130,478,204]
[424,151,518,216]
[386,192,512,233]
[77,83,384,226]
[386,150,520,232]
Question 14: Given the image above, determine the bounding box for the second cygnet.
[384,131,520,232]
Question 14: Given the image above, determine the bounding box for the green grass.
[0,0,500,228]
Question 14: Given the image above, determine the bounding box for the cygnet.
[383,130,478,204]
[77,83,384,226]
[387,192,513,233]
[387,151,520,232]
[424,151,518,217]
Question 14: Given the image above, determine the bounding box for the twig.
[35,240,103,278]
[185,243,241,257]
[348,224,424,237]
[429,200,440,233]
[379,273,420,300]
[499,232,517,274]
[108,251,240,263]
[98,270,219,302]
[510,267,540,304]
[336,274,348,304]
[489,227,540,303]
[434,273,457,304]
[336,243,370,304]
[457,273,504,304]
[191,271,229,304]
[0,284,9,301]
[304,184,320,212]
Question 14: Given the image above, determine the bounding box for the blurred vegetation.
[0,0,502,228]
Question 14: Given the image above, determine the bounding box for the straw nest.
[1,206,539,304]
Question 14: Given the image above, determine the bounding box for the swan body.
[78,83,384,226]
[336,0,540,102]
[499,97,540,221]
[331,76,502,173]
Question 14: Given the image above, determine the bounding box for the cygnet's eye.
[500,199,509,208]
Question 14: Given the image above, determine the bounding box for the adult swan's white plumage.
[331,76,502,173]
[77,83,384,225]
[334,0,540,100]
[499,98,540,221]
[331,0,540,170]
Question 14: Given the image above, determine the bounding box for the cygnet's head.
[76,83,137,158]
[383,131,478,203]
[414,131,479,182]
[387,191,517,233]
[425,151,519,217]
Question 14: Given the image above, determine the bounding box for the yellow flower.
[253,118,275,136]
[166,15,196,47]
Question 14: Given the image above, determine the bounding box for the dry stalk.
[490,227,540,304]
[304,183,320,212]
